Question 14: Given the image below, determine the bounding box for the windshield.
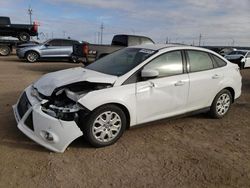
[86,48,156,76]
[42,39,50,45]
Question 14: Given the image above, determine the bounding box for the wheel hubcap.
[216,93,230,116]
[92,111,121,143]
[0,48,9,55]
[28,53,38,62]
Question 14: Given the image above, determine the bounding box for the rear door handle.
[212,74,222,79]
[174,80,185,86]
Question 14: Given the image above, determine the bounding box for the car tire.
[210,89,232,119]
[0,46,11,56]
[18,32,30,42]
[26,51,39,63]
[240,62,245,70]
[83,104,127,147]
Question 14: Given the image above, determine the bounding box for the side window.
[140,37,154,45]
[143,51,183,77]
[128,36,141,46]
[212,54,227,67]
[61,40,73,46]
[49,40,62,46]
[187,50,214,72]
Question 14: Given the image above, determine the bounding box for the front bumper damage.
[13,86,83,153]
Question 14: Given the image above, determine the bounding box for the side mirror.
[44,43,50,47]
[141,69,159,79]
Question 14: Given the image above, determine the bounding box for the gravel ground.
[0,55,250,188]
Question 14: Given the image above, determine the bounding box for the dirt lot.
[0,55,250,188]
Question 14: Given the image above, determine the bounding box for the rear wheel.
[26,51,39,63]
[210,89,232,118]
[83,105,126,147]
[18,32,30,42]
[0,46,11,56]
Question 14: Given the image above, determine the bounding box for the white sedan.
[13,44,242,152]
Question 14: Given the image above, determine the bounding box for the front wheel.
[210,89,232,118]
[26,51,39,63]
[83,105,127,147]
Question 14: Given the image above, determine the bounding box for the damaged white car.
[13,44,242,152]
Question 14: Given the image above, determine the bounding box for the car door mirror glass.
[141,69,159,79]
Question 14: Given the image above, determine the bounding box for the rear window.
[212,54,227,67]
[111,35,128,46]
[187,50,214,72]
[0,17,10,25]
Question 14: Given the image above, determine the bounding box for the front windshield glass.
[42,39,50,45]
[86,48,156,76]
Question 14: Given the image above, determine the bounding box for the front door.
[136,50,189,124]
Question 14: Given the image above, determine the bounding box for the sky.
[0,0,250,46]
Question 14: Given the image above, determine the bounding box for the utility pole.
[98,32,100,44]
[198,34,202,46]
[28,5,33,24]
[166,37,168,44]
[100,23,104,44]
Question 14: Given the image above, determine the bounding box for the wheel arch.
[24,50,40,58]
[223,87,235,103]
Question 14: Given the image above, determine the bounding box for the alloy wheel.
[92,111,122,143]
[216,93,231,116]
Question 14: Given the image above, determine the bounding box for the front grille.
[24,111,34,131]
[17,92,30,118]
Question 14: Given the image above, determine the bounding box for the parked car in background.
[72,34,154,65]
[0,17,38,42]
[224,50,250,69]
[13,44,241,152]
[219,48,237,56]
[16,38,81,62]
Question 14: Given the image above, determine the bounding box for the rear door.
[185,50,224,111]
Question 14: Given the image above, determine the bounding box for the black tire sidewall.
[83,105,127,147]
[210,89,232,118]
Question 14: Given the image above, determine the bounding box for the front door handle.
[137,81,156,92]
[174,81,185,86]
[212,74,222,79]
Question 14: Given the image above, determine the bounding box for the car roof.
[129,43,212,52]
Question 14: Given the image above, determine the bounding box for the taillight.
[33,21,39,32]
[82,44,89,56]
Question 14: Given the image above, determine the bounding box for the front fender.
[77,84,137,126]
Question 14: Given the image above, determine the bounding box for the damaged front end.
[39,81,112,122]
[13,81,112,153]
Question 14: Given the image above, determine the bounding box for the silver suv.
[16,38,80,63]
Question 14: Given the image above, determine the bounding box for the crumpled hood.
[33,67,118,96]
